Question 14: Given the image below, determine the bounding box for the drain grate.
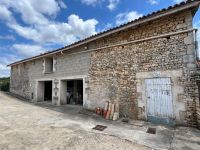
[146,127,156,134]
[92,125,107,131]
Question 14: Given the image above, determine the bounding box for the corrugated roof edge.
[7,0,200,67]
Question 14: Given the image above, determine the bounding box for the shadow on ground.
[2,92,200,150]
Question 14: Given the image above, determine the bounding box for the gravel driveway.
[0,92,150,150]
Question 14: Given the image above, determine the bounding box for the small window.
[44,57,54,73]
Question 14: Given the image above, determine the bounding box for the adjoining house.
[8,0,200,128]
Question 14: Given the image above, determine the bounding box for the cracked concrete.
[0,92,200,150]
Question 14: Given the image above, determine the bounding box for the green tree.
[0,77,10,92]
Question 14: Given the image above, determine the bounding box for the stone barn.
[8,0,200,127]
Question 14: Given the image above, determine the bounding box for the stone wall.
[197,85,200,128]
[197,106,200,129]
[10,63,31,99]
[88,10,199,126]
[9,9,200,127]
[193,73,200,128]
[30,51,91,105]
[10,51,91,103]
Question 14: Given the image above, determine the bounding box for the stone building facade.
[9,0,200,128]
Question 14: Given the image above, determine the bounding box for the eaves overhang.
[7,0,200,67]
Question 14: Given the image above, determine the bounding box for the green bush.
[0,77,10,92]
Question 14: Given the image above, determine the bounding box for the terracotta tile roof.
[8,0,200,66]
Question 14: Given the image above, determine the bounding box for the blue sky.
[0,0,200,77]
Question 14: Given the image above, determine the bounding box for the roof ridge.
[60,0,199,50]
[8,0,200,66]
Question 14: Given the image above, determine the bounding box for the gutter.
[51,28,197,57]
[8,28,197,67]
[7,0,200,67]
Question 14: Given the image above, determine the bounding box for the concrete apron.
[35,102,176,150]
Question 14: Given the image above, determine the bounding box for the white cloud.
[0,0,99,74]
[58,0,67,9]
[0,5,14,22]
[173,0,186,3]
[3,0,57,25]
[0,54,19,65]
[12,44,46,58]
[147,0,159,5]
[0,0,65,25]
[0,54,19,77]
[0,63,10,77]
[7,14,98,45]
[107,0,119,11]
[81,0,120,10]
[0,0,98,48]
[103,23,113,30]
[116,11,143,25]
[81,0,100,6]
[68,14,98,39]
[0,35,15,41]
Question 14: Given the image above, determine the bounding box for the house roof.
[8,0,200,67]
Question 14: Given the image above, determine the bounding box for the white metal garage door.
[145,78,174,125]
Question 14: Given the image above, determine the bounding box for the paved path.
[0,92,150,150]
[0,92,200,150]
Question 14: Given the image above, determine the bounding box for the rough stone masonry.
[88,10,199,127]
[9,1,200,128]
